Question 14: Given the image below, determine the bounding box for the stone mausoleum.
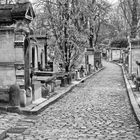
[0,0,45,107]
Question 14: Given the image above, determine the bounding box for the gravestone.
[9,84,20,106]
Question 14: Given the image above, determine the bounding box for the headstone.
[9,84,20,106]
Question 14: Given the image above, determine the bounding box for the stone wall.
[15,48,24,63]
[0,28,16,87]
[0,28,15,62]
[0,67,16,88]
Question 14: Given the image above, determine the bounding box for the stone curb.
[113,62,140,125]
[22,67,105,115]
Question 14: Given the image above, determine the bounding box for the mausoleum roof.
[11,2,35,20]
[0,2,35,25]
[0,10,12,24]
[0,5,13,24]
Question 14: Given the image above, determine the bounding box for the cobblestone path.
[0,111,24,132]
[5,62,140,140]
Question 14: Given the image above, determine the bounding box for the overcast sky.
[107,0,118,4]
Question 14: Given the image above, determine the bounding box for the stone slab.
[7,127,26,134]
[32,98,46,105]
[18,119,36,124]
[24,116,39,120]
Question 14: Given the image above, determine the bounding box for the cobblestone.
[5,61,140,139]
[0,111,24,131]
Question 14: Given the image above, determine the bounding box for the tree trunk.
[64,0,69,72]
[89,26,94,48]
[131,0,138,38]
[89,34,93,48]
[94,21,101,47]
[65,64,69,72]
[44,35,47,68]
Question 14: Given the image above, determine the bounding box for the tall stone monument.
[0,0,36,107]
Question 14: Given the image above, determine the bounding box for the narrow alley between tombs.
[5,61,140,140]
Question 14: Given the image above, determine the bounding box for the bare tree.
[33,0,111,71]
[86,0,111,48]
[119,0,140,38]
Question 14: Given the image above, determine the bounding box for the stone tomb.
[110,48,122,61]
[0,1,44,107]
[85,48,95,74]
[130,39,140,75]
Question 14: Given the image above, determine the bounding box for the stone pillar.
[24,38,31,90]
[34,46,38,69]
[20,89,26,107]
[111,50,112,61]
[75,70,81,80]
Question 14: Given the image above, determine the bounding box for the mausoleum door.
[32,46,38,70]
[41,51,45,70]
[35,46,38,70]
[32,47,35,68]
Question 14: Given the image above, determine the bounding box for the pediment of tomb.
[0,2,35,25]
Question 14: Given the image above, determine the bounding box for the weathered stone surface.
[0,90,9,102]
[9,85,20,107]
[7,127,26,134]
